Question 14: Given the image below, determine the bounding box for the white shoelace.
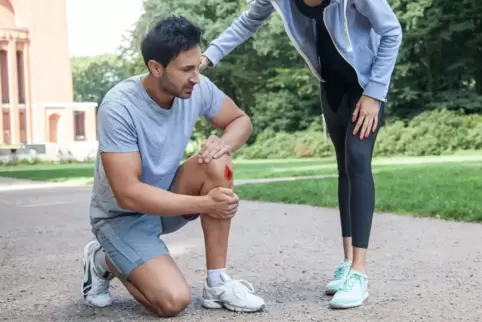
[226,280,256,299]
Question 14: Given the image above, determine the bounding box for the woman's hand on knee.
[352,95,380,139]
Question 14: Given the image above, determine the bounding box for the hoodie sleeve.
[202,0,275,67]
[352,0,403,102]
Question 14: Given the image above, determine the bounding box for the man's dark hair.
[141,15,202,68]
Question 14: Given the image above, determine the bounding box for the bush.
[235,108,482,159]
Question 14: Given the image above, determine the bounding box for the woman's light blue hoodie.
[203,0,403,102]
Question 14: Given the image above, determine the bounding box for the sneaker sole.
[329,292,369,309]
[202,299,266,313]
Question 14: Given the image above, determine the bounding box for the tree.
[71,54,131,109]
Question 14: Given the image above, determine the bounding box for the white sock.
[93,247,110,278]
[207,268,227,287]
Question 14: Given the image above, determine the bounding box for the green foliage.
[387,0,482,117]
[71,54,130,108]
[237,109,482,159]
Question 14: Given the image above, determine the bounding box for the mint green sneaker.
[329,270,368,309]
[325,259,352,295]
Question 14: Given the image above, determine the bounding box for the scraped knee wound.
[203,155,233,184]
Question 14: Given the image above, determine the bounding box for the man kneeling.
[80,15,265,317]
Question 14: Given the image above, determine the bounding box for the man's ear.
[147,60,163,77]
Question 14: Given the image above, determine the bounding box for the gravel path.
[0,184,481,321]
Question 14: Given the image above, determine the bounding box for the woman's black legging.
[320,82,384,249]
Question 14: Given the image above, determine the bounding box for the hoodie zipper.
[322,2,364,89]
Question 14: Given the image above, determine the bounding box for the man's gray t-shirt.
[89,74,225,223]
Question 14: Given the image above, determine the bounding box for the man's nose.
[190,70,200,84]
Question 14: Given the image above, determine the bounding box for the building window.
[16,51,25,104]
[74,111,85,141]
[2,108,10,144]
[0,50,9,104]
[19,108,26,143]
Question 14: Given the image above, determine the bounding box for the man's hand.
[197,135,231,164]
[352,95,381,139]
[199,56,211,72]
[204,187,239,219]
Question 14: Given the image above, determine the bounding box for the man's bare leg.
[106,254,191,317]
[170,154,233,281]
[171,154,266,312]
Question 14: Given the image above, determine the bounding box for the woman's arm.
[353,0,403,102]
[202,0,275,67]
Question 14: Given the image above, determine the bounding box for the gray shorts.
[91,178,199,278]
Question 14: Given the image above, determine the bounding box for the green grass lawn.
[0,158,339,183]
[2,154,482,183]
[0,163,95,182]
[235,161,482,222]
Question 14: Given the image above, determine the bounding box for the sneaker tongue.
[220,272,232,282]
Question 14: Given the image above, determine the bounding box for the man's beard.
[160,73,184,98]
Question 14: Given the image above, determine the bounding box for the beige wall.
[31,103,97,144]
[85,107,97,141]
[12,0,73,103]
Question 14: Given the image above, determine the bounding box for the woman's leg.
[346,91,384,272]
[329,87,384,309]
[319,84,354,295]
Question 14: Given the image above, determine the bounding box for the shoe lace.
[226,280,255,299]
[333,263,349,280]
[341,273,361,292]
[93,277,114,295]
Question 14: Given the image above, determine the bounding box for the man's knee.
[151,288,191,317]
[201,154,233,185]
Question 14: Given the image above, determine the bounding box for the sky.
[66,0,144,57]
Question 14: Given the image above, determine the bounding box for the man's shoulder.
[197,74,217,90]
[101,74,145,106]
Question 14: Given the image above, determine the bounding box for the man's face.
[154,46,201,99]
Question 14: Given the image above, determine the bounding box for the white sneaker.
[202,272,266,312]
[81,240,113,307]
[325,259,352,295]
[329,269,369,309]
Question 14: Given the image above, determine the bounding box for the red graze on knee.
[224,165,233,182]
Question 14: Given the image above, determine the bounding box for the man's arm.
[209,95,252,153]
[199,77,252,157]
[98,103,210,216]
[102,153,210,216]
[353,0,403,102]
[203,0,274,67]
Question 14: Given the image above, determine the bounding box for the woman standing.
[200,0,402,309]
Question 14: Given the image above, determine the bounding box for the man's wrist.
[196,195,213,214]
[220,136,239,154]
